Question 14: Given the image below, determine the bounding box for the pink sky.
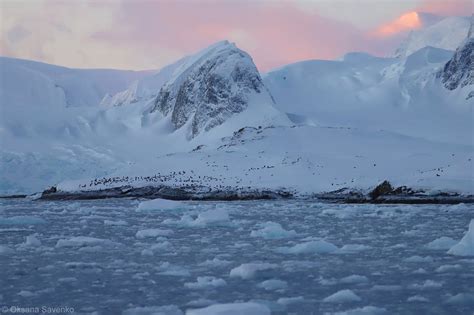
[0,0,471,71]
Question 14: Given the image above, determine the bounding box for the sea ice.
[448,219,474,256]
[323,289,362,303]
[250,222,297,239]
[186,302,271,315]
[257,279,288,291]
[184,276,227,290]
[278,240,338,254]
[56,236,115,248]
[122,305,183,315]
[229,263,277,280]
[426,236,457,250]
[136,228,173,239]
[137,199,183,211]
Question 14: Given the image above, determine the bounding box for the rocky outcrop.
[150,41,274,138]
[439,17,474,91]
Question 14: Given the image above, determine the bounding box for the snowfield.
[1,198,473,314]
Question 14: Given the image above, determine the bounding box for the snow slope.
[264,46,473,145]
[1,37,473,195]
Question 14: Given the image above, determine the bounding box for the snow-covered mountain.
[264,46,472,145]
[439,29,473,97]
[394,16,471,58]
[148,41,287,138]
[0,34,472,196]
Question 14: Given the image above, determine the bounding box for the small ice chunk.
[18,290,37,297]
[0,216,46,225]
[407,295,429,302]
[122,305,183,315]
[338,244,371,253]
[332,306,387,315]
[340,275,369,284]
[436,264,461,273]
[229,263,277,280]
[184,276,227,290]
[56,236,115,248]
[137,199,183,211]
[277,296,304,305]
[278,240,338,254]
[448,219,474,256]
[25,235,41,247]
[323,289,362,303]
[193,209,230,226]
[258,279,287,291]
[410,280,443,289]
[444,293,474,305]
[186,302,270,315]
[199,258,231,268]
[104,220,128,226]
[250,222,297,239]
[156,262,190,277]
[0,245,14,255]
[136,229,173,239]
[404,255,433,263]
[426,237,457,250]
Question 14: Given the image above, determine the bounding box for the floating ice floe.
[104,219,128,226]
[332,306,387,315]
[136,228,174,239]
[323,289,361,303]
[277,296,304,305]
[403,255,433,263]
[444,293,474,305]
[0,245,14,255]
[337,244,371,253]
[340,275,369,284]
[250,222,297,239]
[24,235,41,247]
[426,236,457,250]
[56,236,116,248]
[199,257,232,268]
[137,198,183,211]
[0,216,46,225]
[186,302,271,315]
[407,295,429,302]
[409,280,443,290]
[122,304,183,315]
[277,240,338,254]
[156,262,190,277]
[229,263,277,280]
[257,279,288,291]
[435,264,461,273]
[167,209,231,227]
[447,219,474,256]
[184,276,227,290]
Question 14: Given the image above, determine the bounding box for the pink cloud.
[94,1,376,71]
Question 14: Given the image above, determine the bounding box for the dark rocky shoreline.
[1,181,472,204]
[30,180,474,204]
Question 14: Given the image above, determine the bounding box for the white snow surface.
[1,34,473,195]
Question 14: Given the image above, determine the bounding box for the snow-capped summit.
[394,16,471,58]
[439,17,474,96]
[149,40,285,138]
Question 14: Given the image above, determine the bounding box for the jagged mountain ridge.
[439,19,474,96]
[149,40,279,138]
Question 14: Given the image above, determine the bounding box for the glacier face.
[150,41,272,138]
